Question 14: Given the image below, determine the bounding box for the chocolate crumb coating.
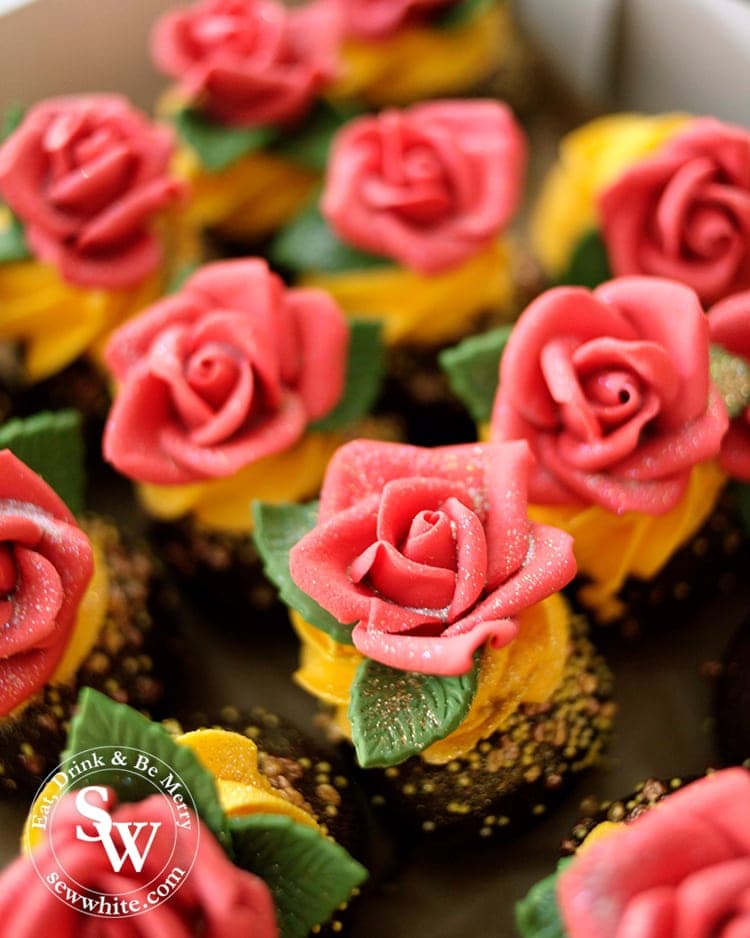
[715,614,750,766]
[333,615,614,841]
[380,344,478,447]
[0,517,162,795]
[560,775,695,855]
[150,519,280,619]
[0,354,110,425]
[180,705,370,861]
[572,489,746,640]
[179,705,372,937]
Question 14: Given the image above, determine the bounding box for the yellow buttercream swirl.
[528,461,727,623]
[0,207,198,382]
[23,727,319,854]
[579,820,623,852]
[330,2,510,106]
[0,256,161,382]
[174,146,317,242]
[138,430,344,533]
[303,238,515,346]
[50,535,110,686]
[291,592,570,765]
[177,729,319,829]
[531,113,690,278]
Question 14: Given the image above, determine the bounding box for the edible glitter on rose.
[289,439,576,675]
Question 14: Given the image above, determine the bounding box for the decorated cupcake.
[532,113,750,302]
[329,0,532,110]
[446,276,742,635]
[516,768,750,938]
[7,687,368,937]
[151,0,349,248]
[0,95,189,421]
[102,257,384,613]
[0,413,161,794]
[253,439,614,838]
[271,99,526,443]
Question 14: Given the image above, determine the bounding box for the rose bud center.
[349,498,471,612]
[684,202,736,258]
[401,510,457,569]
[185,343,241,411]
[364,118,454,226]
[580,368,643,430]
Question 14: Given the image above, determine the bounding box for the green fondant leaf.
[439,325,511,424]
[1,102,24,141]
[310,319,384,432]
[436,0,496,28]
[349,657,479,768]
[66,688,231,852]
[269,199,393,274]
[0,410,84,514]
[0,211,31,263]
[734,482,750,538]
[174,108,278,172]
[515,859,572,938]
[558,229,612,290]
[230,813,368,938]
[710,344,750,419]
[273,99,361,172]
[252,501,355,645]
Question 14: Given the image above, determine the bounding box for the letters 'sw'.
[74,786,162,873]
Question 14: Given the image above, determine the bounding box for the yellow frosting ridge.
[23,727,320,854]
[174,147,317,241]
[531,113,690,277]
[329,2,510,106]
[138,430,344,532]
[291,593,571,765]
[528,460,727,623]
[50,536,110,685]
[177,729,319,829]
[578,820,623,852]
[303,238,515,346]
[0,206,192,381]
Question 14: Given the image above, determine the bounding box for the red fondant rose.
[0,451,93,716]
[559,768,750,938]
[600,119,750,305]
[152,0,340,128]
[321,100,526,274]
[342,0,453,39]
[289,440,575,675]
[103,259,348,484]
[491,277,728,514]
[1,791,277,937]
[0,95,183,289]
[709,290,750,482]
